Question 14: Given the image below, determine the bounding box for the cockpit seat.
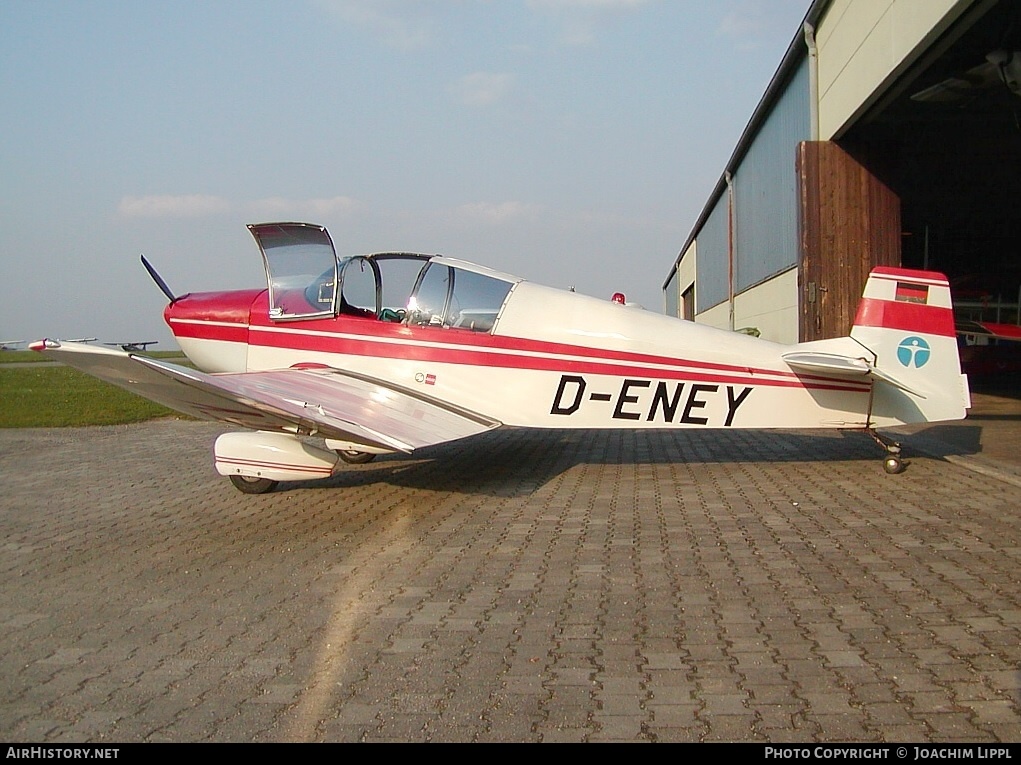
[379,308,406,323]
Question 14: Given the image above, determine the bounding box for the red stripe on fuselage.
[854,298,955,337]
[165,289,871,393]
[248,326,868,392]
[170,319,250,343]
[173,319,869,393]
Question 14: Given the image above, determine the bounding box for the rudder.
[851,266,970,424]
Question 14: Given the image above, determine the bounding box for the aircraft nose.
[165,289,265,328]
[163,289,263,373]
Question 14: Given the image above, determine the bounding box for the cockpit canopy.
[248,222,518,334]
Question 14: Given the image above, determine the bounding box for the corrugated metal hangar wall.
[663,0,1021,357]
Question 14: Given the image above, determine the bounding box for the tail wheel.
[338,450,376,464]
[883,456,905,475]
[228,474,279,494]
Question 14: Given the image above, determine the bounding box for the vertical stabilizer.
[851,267,970,424]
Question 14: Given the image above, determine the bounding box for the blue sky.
[1,0,810,348]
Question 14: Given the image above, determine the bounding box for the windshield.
[248,222,338,320]
[375,255,430,315]
[408,263,513,332]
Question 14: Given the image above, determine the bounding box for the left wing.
[31,340,500,452]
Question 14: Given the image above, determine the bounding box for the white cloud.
[454,201,541,224]
[527,0,650,9]
[527,0,652,46]
[117,194,230,218]
[249,196,361,218]
[118,195,362,220]
[314,0,436,50]
[450,72,515,107]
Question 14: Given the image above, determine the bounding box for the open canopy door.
[248,222,339,320]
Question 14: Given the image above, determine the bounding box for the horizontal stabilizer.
[783,351,926,398]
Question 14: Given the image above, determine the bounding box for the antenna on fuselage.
[140,254,179,303]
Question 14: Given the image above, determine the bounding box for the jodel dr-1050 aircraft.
[32,222,971,493]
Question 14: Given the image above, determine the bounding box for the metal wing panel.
[138,360,501,451]
[31,341,293,430]
[34,341,500,451]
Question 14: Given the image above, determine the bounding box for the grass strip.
[0,366,178,427]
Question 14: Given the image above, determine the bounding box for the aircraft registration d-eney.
[33,222,971,493]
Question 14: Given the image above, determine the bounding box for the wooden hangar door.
[796,141,901,342]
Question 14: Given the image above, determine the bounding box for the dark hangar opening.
[840,1,1021,319]
[840,0,1021,384]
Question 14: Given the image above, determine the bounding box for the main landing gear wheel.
[338,450,376,464]
[228,474,279,494]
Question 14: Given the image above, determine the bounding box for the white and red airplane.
[32,222,971,493]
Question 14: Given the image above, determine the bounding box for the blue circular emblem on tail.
[897,336,930,368]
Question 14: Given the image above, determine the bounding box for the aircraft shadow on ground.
[893,423,988,461]
[277,426,966,499]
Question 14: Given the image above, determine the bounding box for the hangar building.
[662,0,1021,364]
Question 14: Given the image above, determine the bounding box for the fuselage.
[165,254,879,432]
[28,223,967,492]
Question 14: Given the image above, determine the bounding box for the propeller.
[140,254,179,304]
